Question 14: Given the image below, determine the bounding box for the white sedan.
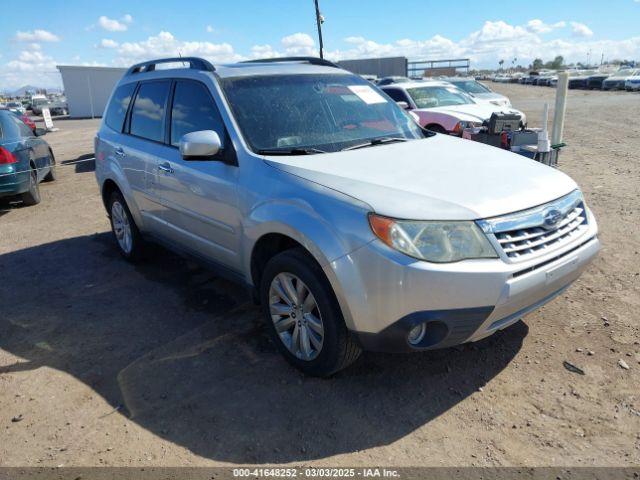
[443,77,512,107]
[380,81,526,135]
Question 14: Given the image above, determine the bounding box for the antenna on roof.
[313,0,324,59]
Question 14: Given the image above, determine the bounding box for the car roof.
[214,61,348,79]
[118,57,353,85]
[381,80,453,89]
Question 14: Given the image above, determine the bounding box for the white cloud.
[280,32,316,56]
[98,38,119,49]
[206,25,215,33]
[122,14,133,24]
[251,44,279,58]
[15,29,60,42]
[98,16,128,32]
[115,31,243,65]
[571,22,594,37]
[324,19,639,69]
[526,19,566,34]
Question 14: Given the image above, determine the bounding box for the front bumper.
[326,217,599,353]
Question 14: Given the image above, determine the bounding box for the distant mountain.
[5,85,63,97]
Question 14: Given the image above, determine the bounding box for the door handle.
[158,163,174,174]
[114,147,125,157]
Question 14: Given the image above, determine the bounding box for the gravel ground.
[0,84,638,467]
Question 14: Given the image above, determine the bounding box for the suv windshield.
[221,74,424,153]
[448,80,491,94]
[406,85,474,109]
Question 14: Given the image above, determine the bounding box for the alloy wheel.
[111,201,132,254]
[269,272,324,361]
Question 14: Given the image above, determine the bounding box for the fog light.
[407,323,426,346]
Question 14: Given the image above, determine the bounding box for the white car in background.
[381,81,526,135]
[443,77,512,107]
[602,68,639,90]
[625,72,640,91]
[5,101,26,115]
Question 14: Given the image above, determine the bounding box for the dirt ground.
[0,83,638,468]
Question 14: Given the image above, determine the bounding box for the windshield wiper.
[340,137,409,151]
[257,147,327,155]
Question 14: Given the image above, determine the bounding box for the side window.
[104,83,136,132]
[129,81,171,142]
[170,81,226,147]
[384,88,410,104]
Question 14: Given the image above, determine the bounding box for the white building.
[57,65,127,118]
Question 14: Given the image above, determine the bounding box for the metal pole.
[87,74,95,119]
[314,0,324,59]
[552,72,569,146]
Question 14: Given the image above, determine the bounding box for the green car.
[0,109,56,205]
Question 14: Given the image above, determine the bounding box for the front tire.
[260,248,361,377]
[108,190,144,261]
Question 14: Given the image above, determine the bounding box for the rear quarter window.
[104,83,136,132]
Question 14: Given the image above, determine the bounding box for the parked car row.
[516,67,640,91]
[0,94,68,116]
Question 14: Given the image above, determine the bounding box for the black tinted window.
[170,81,225,146]
[105,83,136,132]
[130,81,170,142]
[383,89,409,103]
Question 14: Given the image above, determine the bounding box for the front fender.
[242,197,373,331]
[243,198,363,272]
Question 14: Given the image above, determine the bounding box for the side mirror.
[179,130,222,160]
[34,127,47,137]
[396,101,410,110]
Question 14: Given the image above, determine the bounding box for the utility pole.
[314,0,324,59]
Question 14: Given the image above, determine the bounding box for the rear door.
[118,80,173,233]
[154,79,241,270]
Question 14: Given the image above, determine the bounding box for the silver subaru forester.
[95,56,600,376]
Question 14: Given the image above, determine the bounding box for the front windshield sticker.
[347,85,387,105]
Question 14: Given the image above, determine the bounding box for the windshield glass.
[220,74,424,153]
[406,86,474,108]
[449,80,491,94]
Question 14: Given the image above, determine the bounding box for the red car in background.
[0,107,37,133]
[19,113,37,133]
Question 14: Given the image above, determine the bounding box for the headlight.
[368,214,498,263]
[452,120,482,135]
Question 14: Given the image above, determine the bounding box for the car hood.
[470,93,511,106]
[413,103,523,123]
[263,135,577,220]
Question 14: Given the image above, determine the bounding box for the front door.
[154,79,241,270]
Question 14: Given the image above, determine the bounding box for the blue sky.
[2,0,639,89]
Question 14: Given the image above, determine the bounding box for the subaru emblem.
[543,208,562,229]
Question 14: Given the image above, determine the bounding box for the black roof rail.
[126,57,215,75]
[241,56,340,69]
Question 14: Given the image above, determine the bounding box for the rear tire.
[108,190,144,262]
[20,167,41,206]
[43,151,56,182]
[260,248,361,377]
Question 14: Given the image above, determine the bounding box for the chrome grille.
[477,191,590,262]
